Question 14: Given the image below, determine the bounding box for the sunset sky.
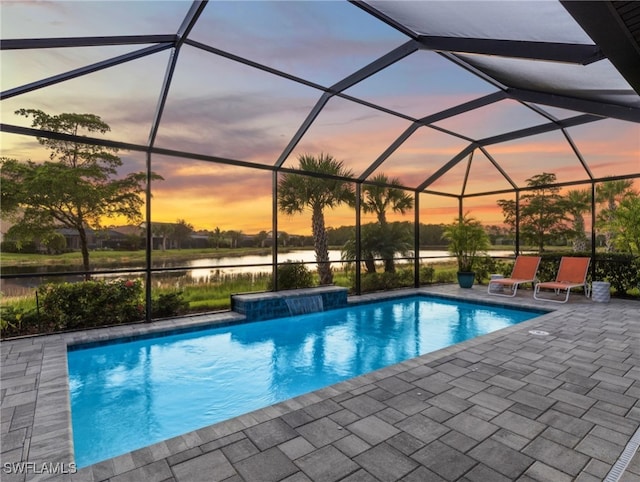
[1,1,639,235]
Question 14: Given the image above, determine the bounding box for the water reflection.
[2,249,518,296]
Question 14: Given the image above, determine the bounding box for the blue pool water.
[67,295,543,467]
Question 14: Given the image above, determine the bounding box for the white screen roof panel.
[456,54,640,109]
[365,0,593,43]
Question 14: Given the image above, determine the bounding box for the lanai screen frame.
[2,0,639,320]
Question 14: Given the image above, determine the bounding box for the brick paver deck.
[2,286,639,481]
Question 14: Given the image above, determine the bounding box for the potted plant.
[444,213,490,288]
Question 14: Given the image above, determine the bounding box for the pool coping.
[2,285,639,481]
[66,290,549,351]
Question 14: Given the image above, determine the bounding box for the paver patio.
[1,285,639,481]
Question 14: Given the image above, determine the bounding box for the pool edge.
[63,287,557,471]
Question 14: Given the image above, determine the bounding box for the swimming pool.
[67,295,543,467]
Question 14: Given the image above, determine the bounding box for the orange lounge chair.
[488,256,541,297]
[534,256,591,303]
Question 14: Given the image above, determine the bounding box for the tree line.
[497,172,638,253]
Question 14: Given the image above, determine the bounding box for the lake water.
[0,249,517,296]
[185,249,460,280]
[153,249,519,282]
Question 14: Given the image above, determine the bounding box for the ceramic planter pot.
[457,271,475,288]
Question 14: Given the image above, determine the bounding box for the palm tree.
[564,189,591,252]
[362,174,414,272]
[596,179,634,252]
[341,222,413,275]
[607,196,640,254]
[151,222,174,251]
[362,174,414,225]
[210,226,223,249]
[366,222,413,273]
[341,228,376,275]
[226,230,243,248]
[278,153,355,285]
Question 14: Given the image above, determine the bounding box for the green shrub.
[0,240,18,253]
[537,254,564,283]
[0,240,39,253]
[474,256,499,285]
[594,253,640,295]
[0,305,39,338]
[40,279,144,331]
[360,273,386,292]
[536,252,639,296]
[269,261,314,290]
[397,267,415,287]
[360,269,414,293]
[151,292,189,318]
[419,266,435,284]
[435,270,456,284]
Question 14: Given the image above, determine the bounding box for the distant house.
[139,222,179,250]
[57,228,97,250]
[56,226,141,251]
[140,222,211,250]
[110,225,143,237]
[239,234,256,248]
[101,225,144,250]
[262,231,303,247]
[3,221,243,253]
[183,233,210,249]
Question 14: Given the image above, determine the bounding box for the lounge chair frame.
[533,256,591,303]
[488,255,541,298]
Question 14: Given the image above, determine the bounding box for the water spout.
[285,295,324,315]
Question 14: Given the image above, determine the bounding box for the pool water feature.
[67,295,544,467]
[285,294,324,315]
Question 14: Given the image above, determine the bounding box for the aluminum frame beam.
[147,1,208,147]
[1,35,177,50]
[477,114,601,147]
[358,91,506,181]
[274,40,419,169]
[562,0,640,95]
[2,0,638,205]
[507,87,640,123]
[416,144,476,192]
[477,146,518,191]
[0,44,171,100]
[418,36,604,65]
